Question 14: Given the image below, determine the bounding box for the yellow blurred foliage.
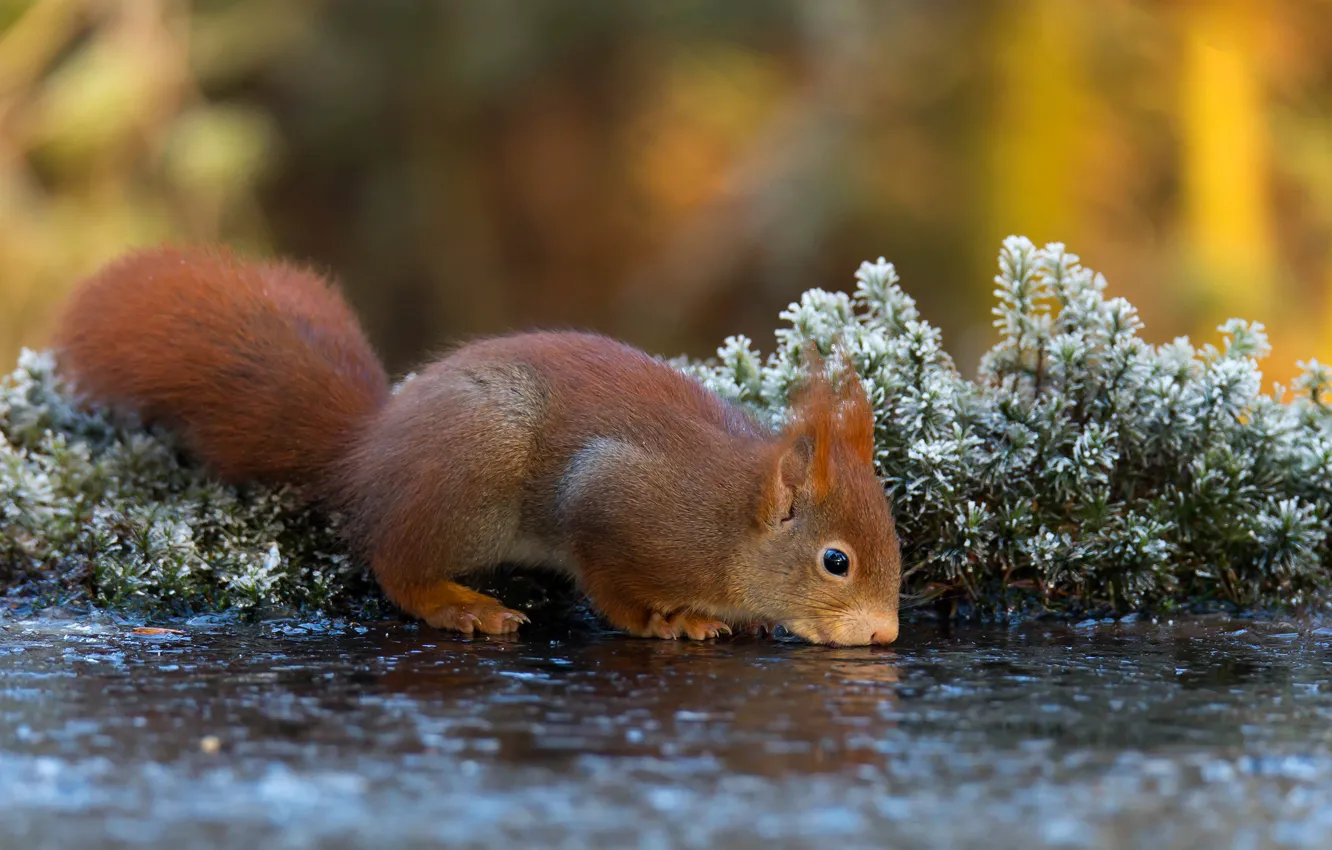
[631,46,786,217]
[1,0,1332,387]
[0,0,274,361]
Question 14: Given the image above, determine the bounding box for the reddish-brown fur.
[54,247,389,500]
[54,247,902,645]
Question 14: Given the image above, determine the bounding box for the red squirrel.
[53,247,901,645]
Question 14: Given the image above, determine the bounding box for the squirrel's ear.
[784,361,836,500]
[758,435,812,527]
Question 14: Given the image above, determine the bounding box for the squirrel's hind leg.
[347,360,548,636]
[375,565,529,635]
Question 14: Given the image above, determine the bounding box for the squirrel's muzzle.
[840,610,898,646]
[788,611,899,646]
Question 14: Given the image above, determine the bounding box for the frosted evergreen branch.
[692,237,1332,614]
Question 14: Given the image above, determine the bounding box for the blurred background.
[1,0,1331,382]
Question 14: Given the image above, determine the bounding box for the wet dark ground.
[3,613,1332,849]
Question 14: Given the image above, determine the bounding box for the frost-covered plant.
[6,237,1332,618]
[690,237,1332,614]
[0,350,373,615]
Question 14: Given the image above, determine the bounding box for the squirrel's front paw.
[425,599,529,635]
[643,610,732,641]
[415,584,529,635]
[382,576,529,636]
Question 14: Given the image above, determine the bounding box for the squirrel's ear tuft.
[837,363,875,466]
[780,344,877,501]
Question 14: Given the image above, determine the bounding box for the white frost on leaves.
[6,236,1332,614]
[689,235,1332,610]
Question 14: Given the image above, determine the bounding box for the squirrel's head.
[735,356,900,646]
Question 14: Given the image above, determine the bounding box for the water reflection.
[366,635,904,775]
[4,615,1332,848]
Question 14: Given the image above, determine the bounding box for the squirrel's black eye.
[822,548,850,577]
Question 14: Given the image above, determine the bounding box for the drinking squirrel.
[54,247,901,644]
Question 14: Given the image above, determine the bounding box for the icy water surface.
[3,614,1332,849]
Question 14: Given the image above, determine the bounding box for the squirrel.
[53,246,901,645]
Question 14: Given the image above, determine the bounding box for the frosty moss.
[0,349,375,615]
[4,237,1332,618]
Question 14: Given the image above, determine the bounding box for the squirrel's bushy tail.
[54,246,390,500]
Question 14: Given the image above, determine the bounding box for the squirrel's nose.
[869,615,899,645]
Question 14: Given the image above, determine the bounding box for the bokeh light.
[2,0,1330,385]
